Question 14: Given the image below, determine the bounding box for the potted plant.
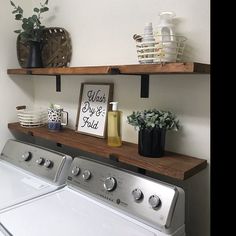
[10,0,50,68]
[127,109,180,157]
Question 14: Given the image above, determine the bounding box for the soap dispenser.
[107,102,122,147]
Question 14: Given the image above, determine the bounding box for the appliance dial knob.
[149,195,161,209]
[36,157,45,165]
[104,177,117,192]
[132,188,143,201]
[82,170,91,180]
[22,152,32,161]
[71,166,80,176]
[44,159,53,168]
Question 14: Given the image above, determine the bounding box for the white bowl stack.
[17,108,47,128]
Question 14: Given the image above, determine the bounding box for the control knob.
[132,188,143,201]
[104,177,117,192]
[44,159,53,168]
[36,157,45,165]
[71,166,80,176]
[21,152,32,161]
[149,195,161,209]
[82,170,91,180]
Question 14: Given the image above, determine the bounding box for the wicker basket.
[135,34,187,64]
[17,27,72,68]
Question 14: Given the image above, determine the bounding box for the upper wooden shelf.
[7,62,210,97]
[8,122,207,181]
[7,62,210,75]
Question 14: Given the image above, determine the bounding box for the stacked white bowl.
[17,108,47,128]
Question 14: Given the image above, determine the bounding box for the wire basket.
[135,34,187,64]
[17,106,47,128]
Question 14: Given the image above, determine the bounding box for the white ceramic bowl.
[17,109,47,128]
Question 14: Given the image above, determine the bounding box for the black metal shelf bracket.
[56,75,61,92]
[137,167,146,175]
[110,67,121,74]
[51,70,149,97]
[140,74,149,98]
[109,154,119,162]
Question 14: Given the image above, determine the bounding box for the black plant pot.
[138,128,166,157]
[26,41,43,68]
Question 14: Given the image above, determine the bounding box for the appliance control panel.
[0,139,72,185]
[67,157,185,230]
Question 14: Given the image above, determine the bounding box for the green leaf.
[33,8,39,13]
[18,6,23,14]
[14,29,21,34]
[22,22,32,31]
[127,109,179,131]
[12,9,18,14]
[28,16,36,24]
[10,1,16,7]
[15,14,22,20]
[45,0,49,5]
[40,7,49,13]
[32,15,38,21]
[20,31,31,41]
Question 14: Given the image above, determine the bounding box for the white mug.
[48,108,68,131]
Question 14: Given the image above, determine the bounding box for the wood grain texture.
[8,122,207,180]
[7,66,111,75]
[41,27,72,67]
[117,62,210,74]
[117,63,194,74]
[7,62,210,76]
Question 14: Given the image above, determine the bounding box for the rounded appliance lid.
[0,188,158,236]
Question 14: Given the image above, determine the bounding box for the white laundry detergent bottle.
[155,11,177,62]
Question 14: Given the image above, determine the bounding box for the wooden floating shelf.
[7,62,210,75]
[8,122,207,181]
[7,63,210,97]
[7,66,111,75]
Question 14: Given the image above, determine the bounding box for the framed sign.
[76,83,114,138]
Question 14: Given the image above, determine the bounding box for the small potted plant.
[10,0,50,68]
[127,109,180,157]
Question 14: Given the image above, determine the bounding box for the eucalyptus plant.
[10,0,49,42]
[127,109,180,131]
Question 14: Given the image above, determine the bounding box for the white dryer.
[0,139,72,213]
[0,156,185,236]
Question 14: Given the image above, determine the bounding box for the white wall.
[0,1,34,150]
[34,0,210,159]
[32,1,210,235]
[8,0,210,235]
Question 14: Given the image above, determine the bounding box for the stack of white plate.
[17,108,47,128]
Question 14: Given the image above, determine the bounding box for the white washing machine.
[0,139,72,213]
[0,156,185,236]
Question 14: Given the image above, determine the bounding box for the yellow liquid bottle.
[107,102,122,147]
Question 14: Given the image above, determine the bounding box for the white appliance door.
[0,187,162,236]
[0,162,57,211]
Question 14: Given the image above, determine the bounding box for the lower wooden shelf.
[8,122,207,180]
